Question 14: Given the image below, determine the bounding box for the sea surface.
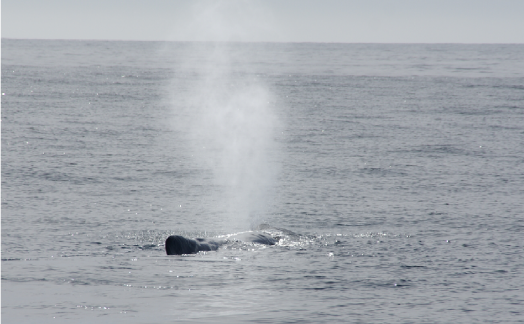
[2,39,524,323]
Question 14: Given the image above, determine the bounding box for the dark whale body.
[165,232,277,255]
[165,236,223,255]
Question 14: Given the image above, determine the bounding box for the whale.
[165,232,277,255]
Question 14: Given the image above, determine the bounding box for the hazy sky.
[2,0,524,43]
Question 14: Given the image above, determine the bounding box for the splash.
[169,1,281,230]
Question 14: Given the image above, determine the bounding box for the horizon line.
[2,37,523,45]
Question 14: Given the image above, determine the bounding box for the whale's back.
[228,232,277,245]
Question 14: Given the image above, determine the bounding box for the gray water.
[2,39,524,323]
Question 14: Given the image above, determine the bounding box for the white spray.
[169,1,281,230]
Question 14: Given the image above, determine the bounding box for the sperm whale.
[165,232,277,255]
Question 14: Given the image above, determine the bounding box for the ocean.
[2,39,524,323]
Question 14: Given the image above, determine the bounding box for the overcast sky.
[2,0,524,43]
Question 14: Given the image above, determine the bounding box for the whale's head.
[165,235,198,255]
